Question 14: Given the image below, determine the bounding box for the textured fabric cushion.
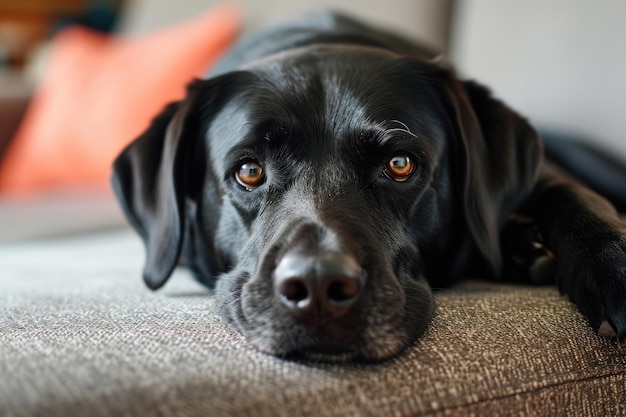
[1,231,625,416]
[0,3,240,194]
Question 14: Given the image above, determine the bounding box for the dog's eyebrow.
[263,125,290,142]
[369,120,420,145]
[250,119,293,144]
[381,120,419,140]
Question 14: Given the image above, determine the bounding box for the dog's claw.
[529,254,556,285]
[598,320,617,338]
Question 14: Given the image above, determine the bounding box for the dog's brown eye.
[384,155,415,181]
[236,161,264,189]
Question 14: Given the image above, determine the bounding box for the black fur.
[112,12,626,361]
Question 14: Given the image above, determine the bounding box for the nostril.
[279,278,309,303]
[326,277,359,305]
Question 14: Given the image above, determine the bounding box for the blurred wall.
[451,0,626,157]
[118,0,452,52]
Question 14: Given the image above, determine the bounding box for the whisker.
[214,290,242,316]
[389,119,414,134]
[383,119,419,139]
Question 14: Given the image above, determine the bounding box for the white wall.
[119,0,452,51]
[451,0,626,157]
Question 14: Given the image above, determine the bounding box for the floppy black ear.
[446,79,543,276]
[111,80,212,290]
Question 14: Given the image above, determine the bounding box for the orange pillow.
[0,3,240,194]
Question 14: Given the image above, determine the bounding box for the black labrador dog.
[112,12,626,361]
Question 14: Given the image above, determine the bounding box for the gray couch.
[2,230,625,416]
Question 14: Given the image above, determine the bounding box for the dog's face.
[208,47,451,361]
[113,45,539,361]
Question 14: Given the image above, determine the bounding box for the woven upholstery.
[2,231,625,416]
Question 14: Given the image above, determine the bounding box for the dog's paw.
[501,215,556,285]
[558,230,626,346]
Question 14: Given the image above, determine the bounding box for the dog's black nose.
[274,251,362,322]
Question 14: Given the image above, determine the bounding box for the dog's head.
[112,45,540,361]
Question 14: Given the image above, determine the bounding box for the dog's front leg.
[520,163,626,345]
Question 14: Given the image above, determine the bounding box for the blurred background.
[0,0,624,242]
